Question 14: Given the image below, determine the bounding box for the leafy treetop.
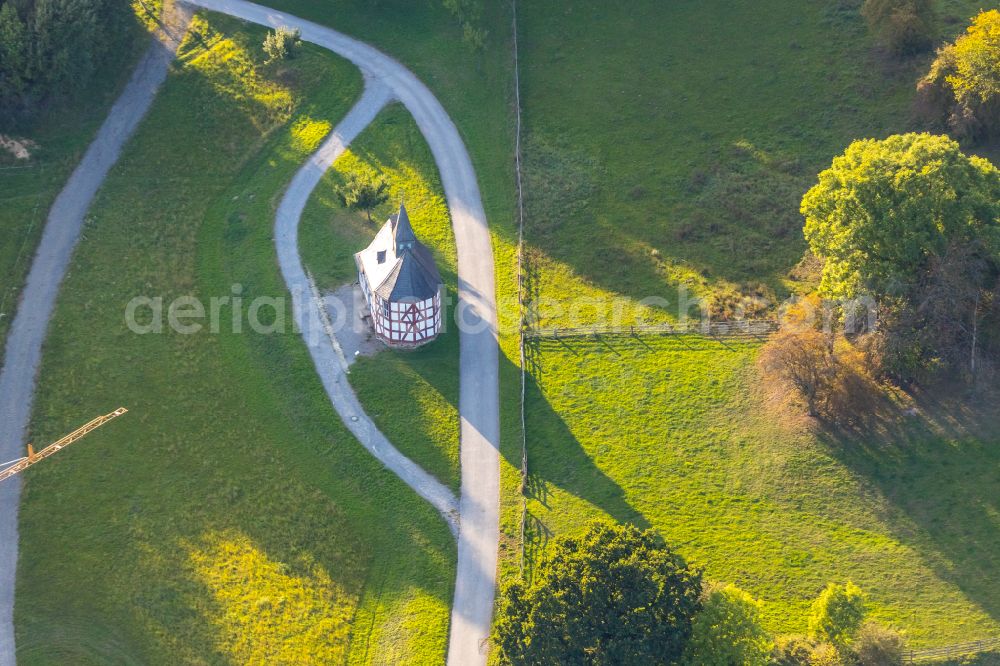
[808,582,867,649]
[920,10,1000,143]
[801,133,1000,301]
[682,583,772,666]
[493,520,703,665]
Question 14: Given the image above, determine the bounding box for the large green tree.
[802,133,1000,301]
[801,133,1000,379]
[0,0,133,120]
[0,3,29,100]
[494,520,702,665]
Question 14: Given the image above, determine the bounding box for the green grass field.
[299,103,462,493]
[517,0,1000,649]
[519,0,993,322]
[524,335,1000,645]
[12,0,997,657]
[16,17,456,663]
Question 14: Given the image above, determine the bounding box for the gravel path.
[273,79,463,531]
[321,283,385,364]
[184,1,502,662]
[0,7,191,664]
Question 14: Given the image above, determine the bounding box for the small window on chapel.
[377,250,386,264]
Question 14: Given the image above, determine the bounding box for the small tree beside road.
[263,26,302,63]
[336,171,390,223]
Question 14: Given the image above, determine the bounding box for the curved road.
[273,78,463,532]
[0,7,191,664]
[160,0,503,662]
[0,1,500,663]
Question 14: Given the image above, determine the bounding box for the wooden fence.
[525,319,779,341]
[905,637,1000,663]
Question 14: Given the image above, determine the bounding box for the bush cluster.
[494,522,906,665]
[861,0,937,56]
[262,26,301,63]
[759,296,880,422]
[917,10,1000,144]
[772,584,905,665]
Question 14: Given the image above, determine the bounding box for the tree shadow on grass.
[515,339,650,564]
[815,383,1000,623]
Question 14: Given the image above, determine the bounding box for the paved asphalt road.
[176,0,502,662]
[0,8,190,664]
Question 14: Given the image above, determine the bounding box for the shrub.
[851,621,905,666]
[758,318,879,422]
[918,10,1000,143]
[262,26,301,63]
[862,0,936,55]
[442,0,488,50]
[809,642,847,666]
[683,583,772,666]
[808,582,867,649]
[759,327,838,417]
[493,520,702,665]
[772,635,817,666]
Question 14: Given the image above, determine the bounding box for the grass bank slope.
[524,335,1000,646]
[518,0,991,321]
[15,17,454,664]
[517,0,1000,648]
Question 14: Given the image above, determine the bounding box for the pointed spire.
[393,200,417,252]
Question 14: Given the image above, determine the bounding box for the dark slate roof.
[374,203,443,301]
[392,202,418,251]
[374,243,443,301]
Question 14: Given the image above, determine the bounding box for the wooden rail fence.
[511,0,530,573]
[905,637,1000,663]
[525,319,779,341]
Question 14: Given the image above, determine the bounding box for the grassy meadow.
[524,334,1000,645]
[518,0,994,321]
[16,16,457,663]
[517,0,1000,648]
